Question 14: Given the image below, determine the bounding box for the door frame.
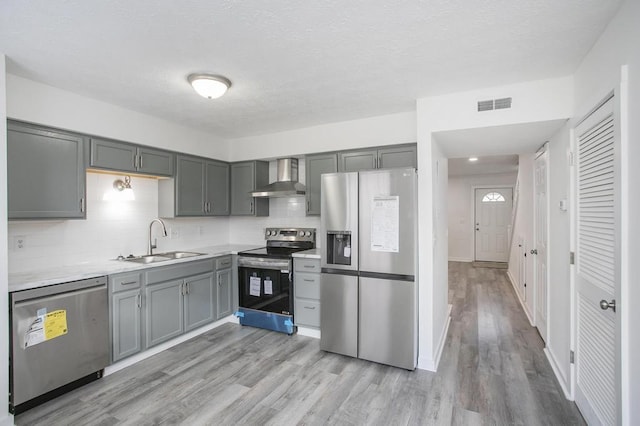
[570,89,622,422]
[533,143,550,343]
[472,185,515,262]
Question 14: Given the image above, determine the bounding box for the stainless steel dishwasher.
[10,276,109,414]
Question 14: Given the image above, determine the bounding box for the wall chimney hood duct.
[251,158,306,198]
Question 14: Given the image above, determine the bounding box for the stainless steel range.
[236,227,316,334]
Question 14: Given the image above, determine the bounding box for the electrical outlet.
[170,228,179,239]
[13,235,26,250]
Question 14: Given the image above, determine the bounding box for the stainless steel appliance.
[320,168,417,370]
[10,276,109,414]
[237,227,315,334]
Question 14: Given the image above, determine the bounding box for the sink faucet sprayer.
[148,218,168,255]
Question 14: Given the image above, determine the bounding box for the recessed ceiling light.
[468,157,478,162]
[188,74,232,99]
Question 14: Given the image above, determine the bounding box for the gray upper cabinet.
[230,161,269,216]
[338,144,417,172]
[160,155,229,217]
[338,149,377,172]
[7,121,86,220]
[90,137,174,176]
[205,160,230,215]
[175,155,206,216]
[304,153,338,216]
[377,145,417,169]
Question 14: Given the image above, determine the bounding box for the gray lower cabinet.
[304,153,338,216]
[110,271,144,362]
[145,279,184,348]
[293,258,321,329]
[159,155,229,217]
[184,273,216,332]
[216,268,232,318]
[90,137,174,176]
[338,144,417,172]
[230,161,269,216]
[7,121,86,220]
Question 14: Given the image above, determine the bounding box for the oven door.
[238,257,292,315]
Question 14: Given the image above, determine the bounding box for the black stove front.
[236,227,315,334]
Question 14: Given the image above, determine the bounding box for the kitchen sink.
[156,251,205,259]
[123,255,173,264]
[121,251,205,264]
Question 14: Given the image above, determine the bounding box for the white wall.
[448,172,517,262]
[6,74,229,161]
[227,111,417,161]
[507,154,535,320]
[8,173,230,273]
[572,0,640,423]
[545,121,572,396]
[1,54,14,426]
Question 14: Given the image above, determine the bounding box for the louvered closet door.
[574,95,620,426]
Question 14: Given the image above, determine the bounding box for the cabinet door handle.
[122,280,137,286]
[378,156,382,169]
[306,200,310,212]
[80,198,85,213]
[138,154,142,169]
[136,293,142,308]
[304,265,315,269]
[303,306,316,310]
[303,278,315,282]
[250,200,254,213]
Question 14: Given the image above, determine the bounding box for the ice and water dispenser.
[326,231,352,265]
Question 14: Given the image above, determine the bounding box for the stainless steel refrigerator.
[320,168,417,370]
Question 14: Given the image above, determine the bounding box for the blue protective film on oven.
[237,308,295,335]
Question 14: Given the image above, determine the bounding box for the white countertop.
[9,244,261,293]
[292,248,321,259]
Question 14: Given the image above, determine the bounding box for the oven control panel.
[265,227,316,242]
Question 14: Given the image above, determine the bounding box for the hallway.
[15,263,584,425]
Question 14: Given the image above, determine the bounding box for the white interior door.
[574,95,620,426]
[475,187,513,262]
[534,147,549,342]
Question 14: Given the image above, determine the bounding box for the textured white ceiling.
[0,1,621,139]
[449,155,519,177]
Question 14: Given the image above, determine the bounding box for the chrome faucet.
[148,218,168,255]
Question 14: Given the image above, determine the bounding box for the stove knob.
[299,230,304,237]
[266,230,272,236]
[305,231,311,237]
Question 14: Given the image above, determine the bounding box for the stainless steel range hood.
[251,158,306,198]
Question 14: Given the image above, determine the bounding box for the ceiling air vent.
[477,97,512,112]
[495,97,512,109]
[477,100,494,112]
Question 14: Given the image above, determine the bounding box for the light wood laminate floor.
[16,262,585,425]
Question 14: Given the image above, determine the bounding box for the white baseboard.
[297,326,320,339]
[105,315,239,376]
[417,304,452,372]
[506,270,534,326]
[448,257,473,262]
[544,347,572,400]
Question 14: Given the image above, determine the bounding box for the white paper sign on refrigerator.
[370,195,399,252]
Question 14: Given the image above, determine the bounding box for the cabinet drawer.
[294,258,320,273]
[216,256,232,270]
[146,259,214,284]
[295,299,320,328]
[295,272,320,299]
[110,272,142,293]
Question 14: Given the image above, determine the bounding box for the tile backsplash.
[8,165,322,273]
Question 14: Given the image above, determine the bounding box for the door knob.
[599,299,616,312]
[530,249,538,255]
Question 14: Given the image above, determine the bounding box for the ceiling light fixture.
[188,74,231,99]
[468,157,478,162]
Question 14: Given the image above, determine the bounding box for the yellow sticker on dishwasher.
[44,310,68,340]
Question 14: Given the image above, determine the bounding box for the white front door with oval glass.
[475,188,513,262]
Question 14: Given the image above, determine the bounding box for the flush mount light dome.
[188,74,231,99]
[468,157,478,162]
